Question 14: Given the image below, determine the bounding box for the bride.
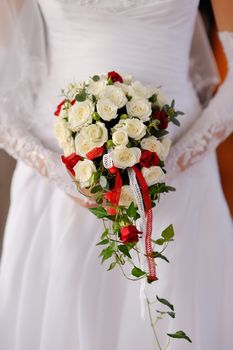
[0,0,233,349]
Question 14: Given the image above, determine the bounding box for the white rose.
[160,138,172,161]
[119,185,137,207]
[54,120,75,156]
[126,98,152,121]
[87,78,106,97]
[122,74,133,84]
[97,98,118,121]
[81,122,108,147]
[74,159,96,188]
[112,129,129,146]
[114,82,130,95]
[154,88,168,107]
[112,147,141,169]
[112,119,127,131]
[102,85,127,108]
[125,118,146,140]
[68,100,94,131]
[128,81,152,99]
[142,166,165,187]
[75,134,94,157]
[141,136,163,158]
[55,119,72,146]
[112,118,146,140]
[63,139,76,156]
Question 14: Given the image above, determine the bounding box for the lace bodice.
[0,0,233,202]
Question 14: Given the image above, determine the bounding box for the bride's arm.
[0,0,93,207]
[166,0,233,179]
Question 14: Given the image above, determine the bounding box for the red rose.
[120,225,142,244]
[152,110,168,129]
[71,99,76,106]
[61,153,82,176]
[107,71,124,83]
[86,146,105,160]
[140,150,160,168]
[54,100,66,117]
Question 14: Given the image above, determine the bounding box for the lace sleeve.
[166,31,233,179]
[0,120,89,201]
[0,0,91,205]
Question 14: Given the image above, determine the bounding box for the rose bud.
[104,190,118,205]
[140,150,160,168]
[107,71,124,83]
[120,225,142,244]
[108,166,117,174]
[61,153,82,176]
[152,110,168,129]
[107,207,117,216]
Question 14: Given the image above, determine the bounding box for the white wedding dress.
[0,0,233,349]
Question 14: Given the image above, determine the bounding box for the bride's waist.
[48,36,189,86]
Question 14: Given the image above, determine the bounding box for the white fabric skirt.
[0,152,233,350]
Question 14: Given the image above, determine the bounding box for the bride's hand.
[68,194,97,209]
[67,170,98,208]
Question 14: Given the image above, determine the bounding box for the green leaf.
[171,118,180,127]
[152,251,169,263]
[166,186,176,192]
[75,89,87,102]
[176,110,185,115]
[96,239,109,246]
[149,183,168,196]
[118,245,132,259]
[101,229,109,240]
[92,75,100,82]
[153,238,165,246]
[90,185,103,194]
[149,93,157,103]
[126,202,138,219]
[99,246,114,262]
[167,331,192,343]
[107,262,117,271]
[156,296,174,311]
[112,222,120,232]
[156,310,175,319]
[131,266,146,278]
[161,224,174,241]
[89,207,108,219]
[99,176,108,188]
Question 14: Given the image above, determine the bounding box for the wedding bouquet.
[54,71,191,348]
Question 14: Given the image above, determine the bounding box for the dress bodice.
[36,0,201,150]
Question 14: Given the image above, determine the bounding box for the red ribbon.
[132,166,157,282]
[115,168,122,205]
[86,146,105,160]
